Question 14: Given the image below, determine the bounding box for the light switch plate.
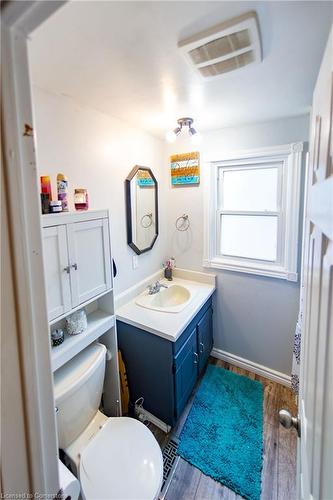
[132,255,138,269]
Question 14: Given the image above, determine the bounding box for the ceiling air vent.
[178,12,262,79]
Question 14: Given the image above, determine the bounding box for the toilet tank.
[54,343,106,449]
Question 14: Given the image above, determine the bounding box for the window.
[204,143,303,281]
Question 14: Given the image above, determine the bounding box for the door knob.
[279,409,301,437]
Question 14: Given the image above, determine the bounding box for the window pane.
[220,165,279,211]
[220,214,278,261]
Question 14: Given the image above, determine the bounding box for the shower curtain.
[291,285,303,394]
[292,151,309,395]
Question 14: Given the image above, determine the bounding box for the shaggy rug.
[178,364,263,500]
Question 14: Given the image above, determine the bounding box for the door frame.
[1,1,66,494]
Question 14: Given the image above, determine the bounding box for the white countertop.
[116,270,216,342]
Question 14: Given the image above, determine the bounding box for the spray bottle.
[57,173,69,212]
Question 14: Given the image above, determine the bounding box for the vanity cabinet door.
[67,218,112,307]
[174,327,198,419]
[43,225,72,321]
[197,307,213,374]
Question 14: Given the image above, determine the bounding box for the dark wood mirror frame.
[125,165,159,255]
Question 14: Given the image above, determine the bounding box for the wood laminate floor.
[149,358,298,500]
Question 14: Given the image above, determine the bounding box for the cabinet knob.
[63,266,70,274]
[193,352,198,364]
[71,263,78,271]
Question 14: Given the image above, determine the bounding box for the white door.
[43,225,72,321]
[298,29,333,500]
[67,218,112,307]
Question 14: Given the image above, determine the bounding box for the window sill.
[203,258,298,282]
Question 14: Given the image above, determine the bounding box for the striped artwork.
[137,169,155,187]
[170,151,200,185]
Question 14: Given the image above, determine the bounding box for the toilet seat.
[79,417,163,500]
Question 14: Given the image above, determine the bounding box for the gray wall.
[166,115,309,376]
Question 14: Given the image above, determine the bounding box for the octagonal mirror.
[125,165,158,255]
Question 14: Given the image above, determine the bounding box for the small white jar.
[49,200,63,213]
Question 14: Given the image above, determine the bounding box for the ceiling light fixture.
[166,117,201,144]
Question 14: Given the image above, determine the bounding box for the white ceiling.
[29,1,332,138]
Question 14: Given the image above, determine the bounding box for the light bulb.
[190,131,202,145]
[165,130,176,143]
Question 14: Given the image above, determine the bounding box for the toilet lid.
[79,417,163,500]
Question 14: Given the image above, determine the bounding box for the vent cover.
[178,12,262,79]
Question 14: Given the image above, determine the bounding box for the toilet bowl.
[54,343,163,500]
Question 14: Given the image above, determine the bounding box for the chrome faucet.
[147,280,168,295]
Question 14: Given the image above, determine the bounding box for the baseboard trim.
[211,348,291,387]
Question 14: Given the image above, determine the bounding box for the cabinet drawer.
[174,327,198,371]
[173,297,212,356]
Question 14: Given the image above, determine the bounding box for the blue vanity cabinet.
[117,297,213,426]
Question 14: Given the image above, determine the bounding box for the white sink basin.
[135,284,192,313]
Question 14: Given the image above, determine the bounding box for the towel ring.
[175,214,190,232]
[140,213,153,228]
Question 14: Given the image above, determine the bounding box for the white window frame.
[203,143,303,281]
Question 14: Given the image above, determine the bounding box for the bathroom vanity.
[116,271,216,427]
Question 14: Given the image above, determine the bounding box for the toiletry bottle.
[40,175,52,214]
[164,260,173,281]
[40,175,52,195]
[57,173,69,212]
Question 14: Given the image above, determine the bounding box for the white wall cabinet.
[42,211,112,322]
[42,210,121,416]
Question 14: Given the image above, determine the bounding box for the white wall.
[32,87,167,295]
[166,114,309,376]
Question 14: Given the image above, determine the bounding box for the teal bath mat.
[178,365,263,500]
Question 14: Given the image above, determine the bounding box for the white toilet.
[54,343,163,500]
